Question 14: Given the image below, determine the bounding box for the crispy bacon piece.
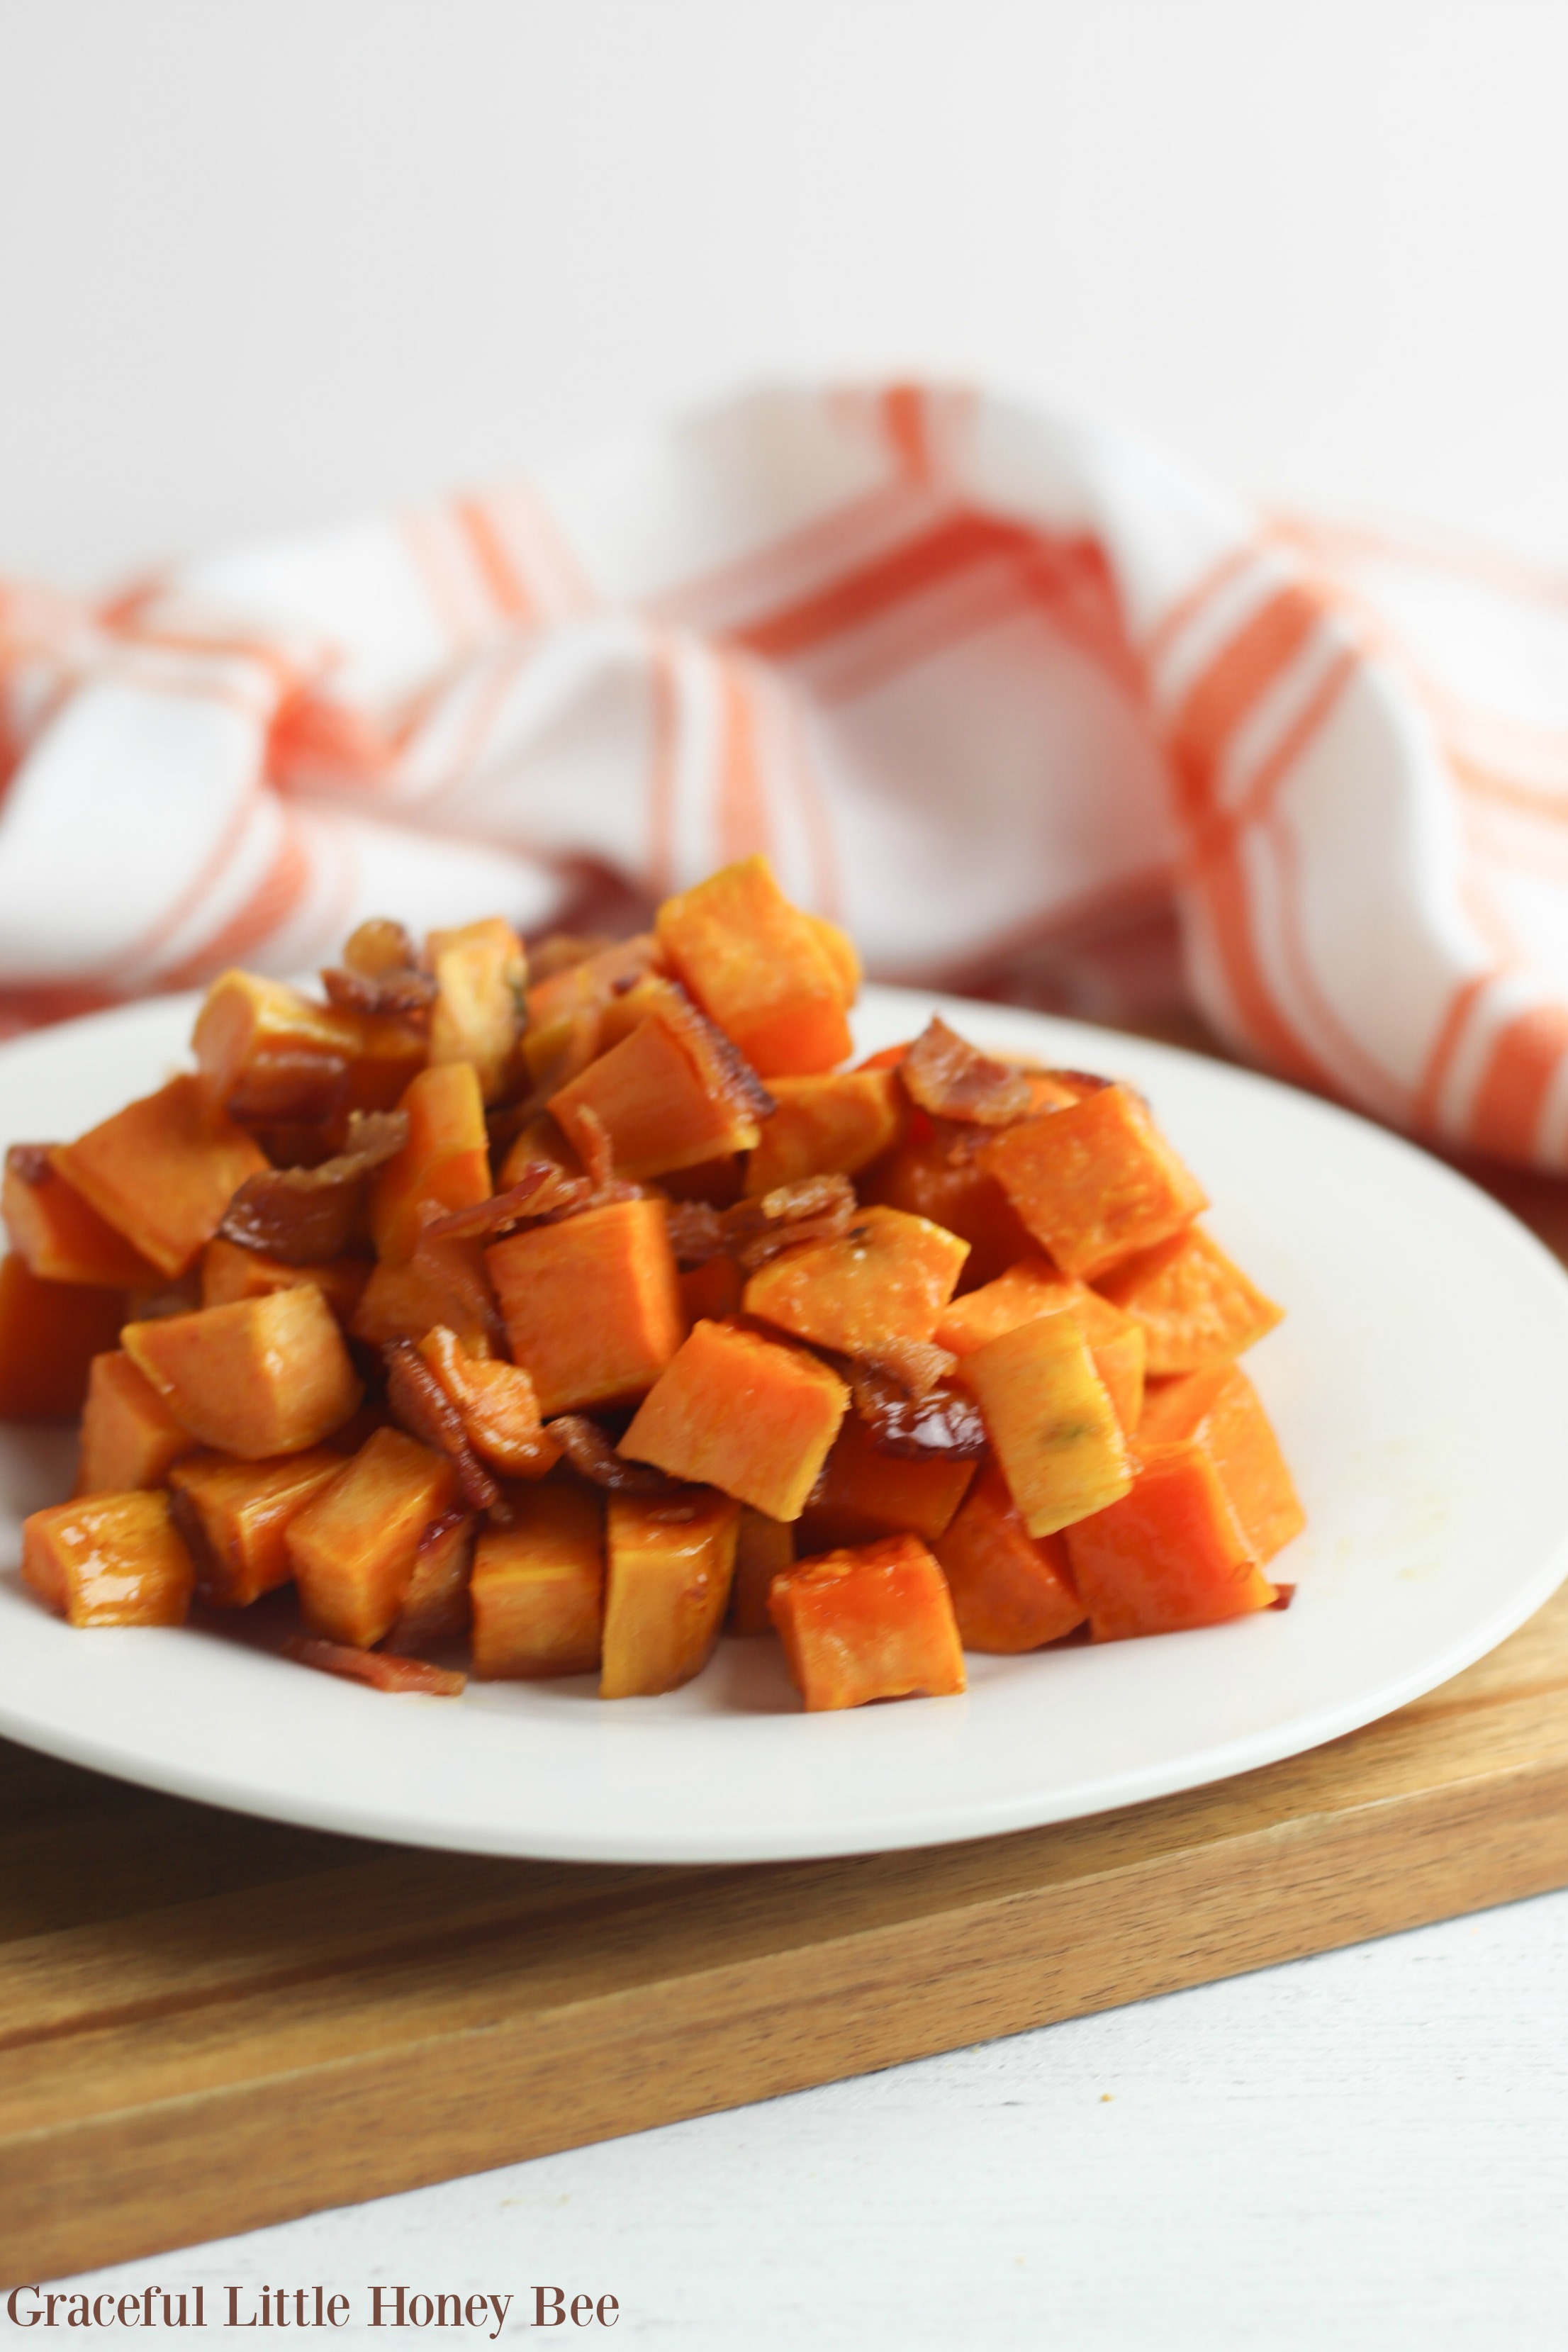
[901,1017,1036,1126]
[1269,1583,1297,1611]
[405,1228,508,1357]
[569,1102,617,1194]
[383,1339,500,1512]
[283,1634,466,1696]
[342,918,420,978]
[846,1362,989,1461]
[218,1110,408,1262]
[719,1175,857,1272]
[663,1199,725,1269]
[321,965,437,1021]
[5,1143,52,1187]
[420,1326,561,1479]
[544,1413,675,1493]
[856,1335,958,1399]
[659,984,778,1128]
[417,1162,590,1245]
[226,1049,351,1130]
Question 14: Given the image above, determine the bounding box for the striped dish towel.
[2,382,1565,1170]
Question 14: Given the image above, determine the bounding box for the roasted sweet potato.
[417,1326,561,1478]
[77,1350,196,1495]
[678,1253,744,1324]
[0,1255,125,1418]
[369,1061,492,1265]
[744,1071,905,1197]
[351,1243,498,1358]
[932,1462,1087,1652]
[600,1488,742,1697]
[549,995,771,1179]
[798,1411,976,1551]
[521,933,663,1086]
[860,1131,1034,1292]
[4,1148,159,1287]
[470,1484,605,1679]
[23,1490,195,1627]
[620,1317,849,1521]
[386,1508,477,1650]
[52,1075,268,1279]
[727,1504,795,1635]
[742,1204,969,1355]
[656,854,854,1077]
[1139,1364,1304,1564]
[286,1425,457,1647]
[122,1287,362,1459]
[487,1197,685,1416]
[980,1084,1207,1281]
[168,1447,345,1606]
[1096,1226,1283,1375]
[192,971,425,1122]
[427,917,527,1103]
[769,1534,965,1710]
[937,1258,1147,1433]
[1063,1440,1276,1640]
[962,1311,1132,1538]
[199,1236,370,1324]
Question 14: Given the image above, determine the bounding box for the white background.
[6,1,1568,2342]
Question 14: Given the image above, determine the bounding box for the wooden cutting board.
[6,1139,1568,2287]
[4,1579,1568,2285]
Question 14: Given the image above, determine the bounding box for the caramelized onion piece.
[321,964,437,1021]
[902,1017,1036,1126]
[664,1199,725,1269]
[545,1415,676,1494]
[218,1109,409,1262]
[383,1340,500,1513]
[719,1175,857,1271]
[847,1364,989,1460]
[226,1050,350,1129]
[406,1228,509,1356]
[417,1163,590,1245]
[283,1635,466,1696]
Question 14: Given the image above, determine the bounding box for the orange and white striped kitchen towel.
[3,381,1567,1169]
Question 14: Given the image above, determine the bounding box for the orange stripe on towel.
[1469,1002,1568,1161]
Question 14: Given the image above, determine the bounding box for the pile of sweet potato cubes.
[3,855,1302,1711]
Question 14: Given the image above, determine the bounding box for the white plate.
[4,985,1568,1864]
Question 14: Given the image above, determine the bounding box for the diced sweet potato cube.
[167,1447,345,1606]
[77,1351,196,1494]
[549,1001,768,1180]
[980,1084,1208,1281]
[286,1425,457,1647]
[1096,1226,1284,1374]
[678,1253,743,1324]
[351,1248,496,1358]
[1063,1440,1276,1640]
[488,1197,685,1416]
[370,1062,492,1265]
[727,1505,795,1635]
[1139,1364,1304,1564]
[620,1318,849,1521]
[860,1133,1034,1291]
[52,1075,268,1278]
[937,1259,1147,1434]
[522,933,663,1085]
[933,1462,1087,1652]
[768,1534,965,1710]
[22,1490,195,1627]
[192,970,425,1121]
[743,1071,905,1197]
[804,912,861,1007]
[427,917,527,1104]
[798,1412,975,1551]
[656,854,853,1077]
[4,1150,159,1287]
[122,1287,362,1458]
[743,1204,969,1354]
[0,1255,125,1418]
[418,1326,561,1477]
[386,1507,477,1649]
[498,1114,581,1191]
[600,1488,741,1698]
[200,1236,370,1324]
[470,1484,605,1679]
[963,1312,1132,1538]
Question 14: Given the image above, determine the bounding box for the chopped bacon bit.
[342,918,420,979]
[5,1143,52,1187]
[1268,1583,1297,1611]
[571,1102,617,1194]
[855,1335,958,1399]
[321,964,437,1021]
[384,1340,500,1512]
[902,1017,1036,1126]
[719,1175,857,1270]
[658,984,777,1126]
[545,1414,676,1493]
[283,1635,466,1696]
[227,1050,350,1129]
[663,1199,725,1269]
[218,1109,409,1262]
[527,931,617,982]
[846,1362,989,1460]
[406,1228,509,1356]
[418,1162,590,1244]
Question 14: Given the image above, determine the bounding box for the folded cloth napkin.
[3,381,1567,1169]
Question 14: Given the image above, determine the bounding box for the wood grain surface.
[4,1576,1568,2285]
